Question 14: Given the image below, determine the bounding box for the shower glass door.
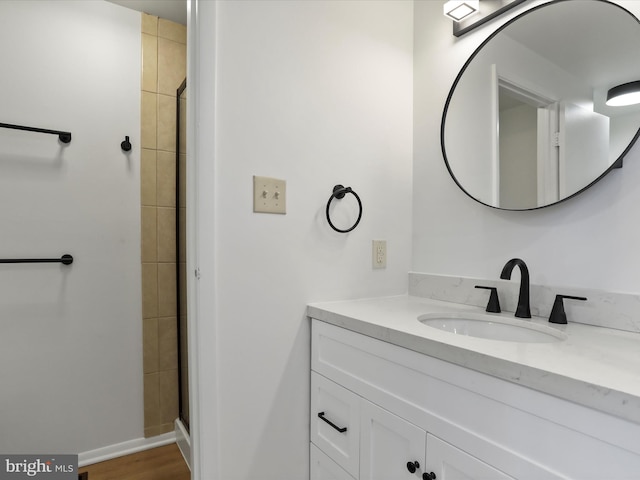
[177,78,189,432]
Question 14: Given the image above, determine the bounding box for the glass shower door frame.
[176,77,189,432]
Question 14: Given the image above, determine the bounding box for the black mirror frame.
[440,0,640,211]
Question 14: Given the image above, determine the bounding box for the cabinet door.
[426,434,515,480]
[360,399,427,480]
[311,443,356,480]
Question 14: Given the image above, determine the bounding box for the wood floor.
[78,444,190,480]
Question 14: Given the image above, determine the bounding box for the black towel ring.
[326,184,363,233]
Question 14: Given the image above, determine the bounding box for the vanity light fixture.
[443,0,480,22]
[606,81,640,107]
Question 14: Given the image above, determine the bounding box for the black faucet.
[500,258,531,318]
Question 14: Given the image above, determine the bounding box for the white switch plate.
[253,176,286,214]
[372,240,387,269]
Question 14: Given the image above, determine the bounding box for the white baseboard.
[175,418,191,470]
[79,431,177,467]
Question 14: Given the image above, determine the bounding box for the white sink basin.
[418,312,567,343]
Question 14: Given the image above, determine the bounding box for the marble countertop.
[307,295,640,425]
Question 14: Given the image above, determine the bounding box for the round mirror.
[441,0,640,210]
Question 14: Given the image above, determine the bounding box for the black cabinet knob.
[423,473,436,480]
[407,461,420,473]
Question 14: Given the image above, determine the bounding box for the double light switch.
[253,176,286,214]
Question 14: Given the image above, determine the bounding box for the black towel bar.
[0,254,73,265]
[0,122,72,143]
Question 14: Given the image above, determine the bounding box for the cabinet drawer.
[311,372,360,477]
[310,443,356,480]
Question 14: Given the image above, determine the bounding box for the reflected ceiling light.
[606,81,640,107]
[443,0,480,22]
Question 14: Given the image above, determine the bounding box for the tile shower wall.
[140,13,186,438]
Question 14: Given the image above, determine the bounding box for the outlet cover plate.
[253,176,286,214]
[372,240,387,269]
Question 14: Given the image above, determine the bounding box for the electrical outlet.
[253,176,286,214]
[372,240,387,269]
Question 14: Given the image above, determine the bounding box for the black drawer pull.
[318,412,348,433]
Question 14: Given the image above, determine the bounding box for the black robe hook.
[121,136,132,152]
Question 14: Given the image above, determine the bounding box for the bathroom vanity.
[308,295,640,480]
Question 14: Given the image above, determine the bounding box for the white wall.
[414,0,640,293]
[193,1,414,478]
[0,1,142,454]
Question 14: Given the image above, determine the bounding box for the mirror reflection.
[442,0,640,210]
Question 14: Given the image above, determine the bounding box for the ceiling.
[106,0,187,25]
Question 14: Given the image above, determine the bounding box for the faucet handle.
[549,295,587,324]
[475,285,501,313]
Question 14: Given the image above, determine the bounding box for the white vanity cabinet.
[310,319,640,480]
[312,371,515,480]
